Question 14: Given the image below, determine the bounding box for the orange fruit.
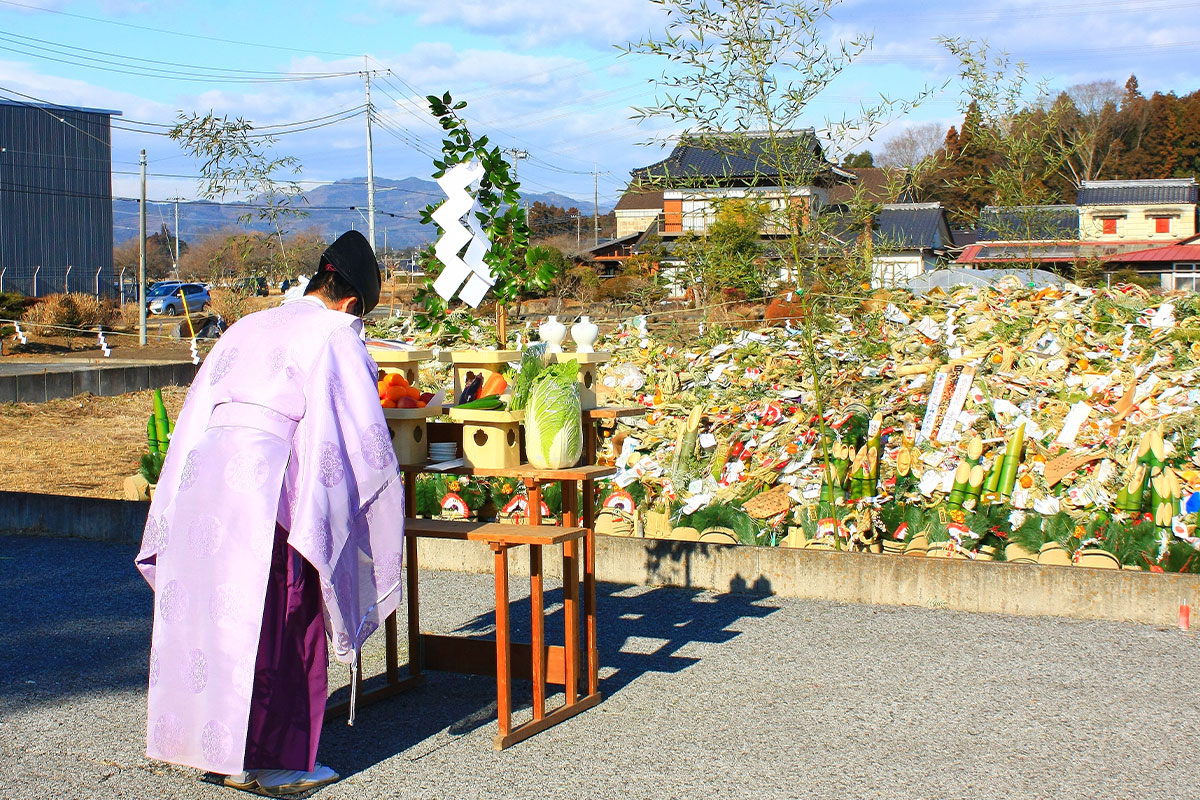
[384,372,409,389]
[385,384,407,402]
[406,386,421,400]
[381,397,398,408]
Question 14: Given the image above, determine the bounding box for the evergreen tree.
[1175,91,1200,177]
[1135,92,1181,178]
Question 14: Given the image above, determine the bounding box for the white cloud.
[376,0,666,48]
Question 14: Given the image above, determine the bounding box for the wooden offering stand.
[440,349,521,402]
[370,347,442,465]
[448,407,525,469]
[328,362,648,749]
[550,352,610,409]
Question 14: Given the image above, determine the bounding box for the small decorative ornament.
[13,321,27,345]
[97,327,111,357]
[189,337,200,365]
[539,315,566,353]
[571,315,598,353]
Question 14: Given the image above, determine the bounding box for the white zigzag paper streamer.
[189,337,200,365]
[13,322,27,345]
[97,328,111,357]
[431,161,494,308]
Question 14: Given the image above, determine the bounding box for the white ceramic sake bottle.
[571,315,599,353]
[539,315,566,353]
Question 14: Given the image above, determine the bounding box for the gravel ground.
[3,533,1199,800]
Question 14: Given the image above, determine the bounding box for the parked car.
[235,276,269,297]
[148,283,211,316]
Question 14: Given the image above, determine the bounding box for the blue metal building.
[0,97,120,297]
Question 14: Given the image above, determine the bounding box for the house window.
[1155,217,1171,234]
[1101,218,1117,235]
[662,199,683,233]
[1173,274,1200,292]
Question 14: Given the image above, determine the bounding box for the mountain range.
[114,177,607,249]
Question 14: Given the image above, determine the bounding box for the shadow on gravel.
[451,580,780,697]
[0,535,153,709]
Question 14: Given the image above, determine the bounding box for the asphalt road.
[2,533,1199,800]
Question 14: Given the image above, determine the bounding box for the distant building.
[0,97,120,297]
[616,130,854,239]
[869,202,956,288]
[613,189,663,239]
[956,180,1200,277]
[1104,236,1200,291]
[1078,178,1198,242]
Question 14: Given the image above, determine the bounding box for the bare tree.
[877,121,946,168]
[1056,79,1125,184]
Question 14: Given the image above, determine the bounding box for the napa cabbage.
[525,360,582,469]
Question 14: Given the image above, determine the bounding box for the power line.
[121,104,368,131]
[0,0,360,58]
[0,38,355,84]
[0,30,360,79]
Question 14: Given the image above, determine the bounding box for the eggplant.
[459,373,484,404]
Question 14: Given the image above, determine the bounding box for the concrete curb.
[399,532,1200,628]
[0,491,149,542]
[3,490,1196,627]
[0,361,197,403]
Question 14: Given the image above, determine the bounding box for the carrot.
[479,372,507,398]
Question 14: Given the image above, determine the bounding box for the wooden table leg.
[405,469,422,676]
[384,613,399,684]
[493,543,512,741]
[561,522,580,705]
[529,545,545,721]
[582,481,599,697]
[582,422,601,696]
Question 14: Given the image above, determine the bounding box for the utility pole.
[363,56,377,252]
[503,148,528,184]
[138,149,147,346]
[594,165,600,247]
[169,196,183,274]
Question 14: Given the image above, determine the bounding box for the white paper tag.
[885,304,911,325]
[680,493,710,515]
[698,432,718,449]
[916,316,941,340]
[1054,401,1092,447]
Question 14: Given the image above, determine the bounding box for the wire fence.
[0,263,121,299]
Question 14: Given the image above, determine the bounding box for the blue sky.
[2,0,1199,211]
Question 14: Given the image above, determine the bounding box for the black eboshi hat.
[317,230,382,315]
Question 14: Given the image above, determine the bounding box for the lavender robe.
[135,296,405,775]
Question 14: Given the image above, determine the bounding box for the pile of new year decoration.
[570,278,1200,572]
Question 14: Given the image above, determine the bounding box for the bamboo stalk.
[966,436,984,466]
[998,423,1026,498]
[948,462,971,509]
[966,464,986,506]
[984,456,1002,494]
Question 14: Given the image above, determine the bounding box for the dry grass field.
[0,387,187,499]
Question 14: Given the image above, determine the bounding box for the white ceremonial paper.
[1054,401,1092,446]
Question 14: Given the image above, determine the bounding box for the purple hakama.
[244,524,327,772]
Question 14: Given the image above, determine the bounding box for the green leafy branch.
[414,93,557,338]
